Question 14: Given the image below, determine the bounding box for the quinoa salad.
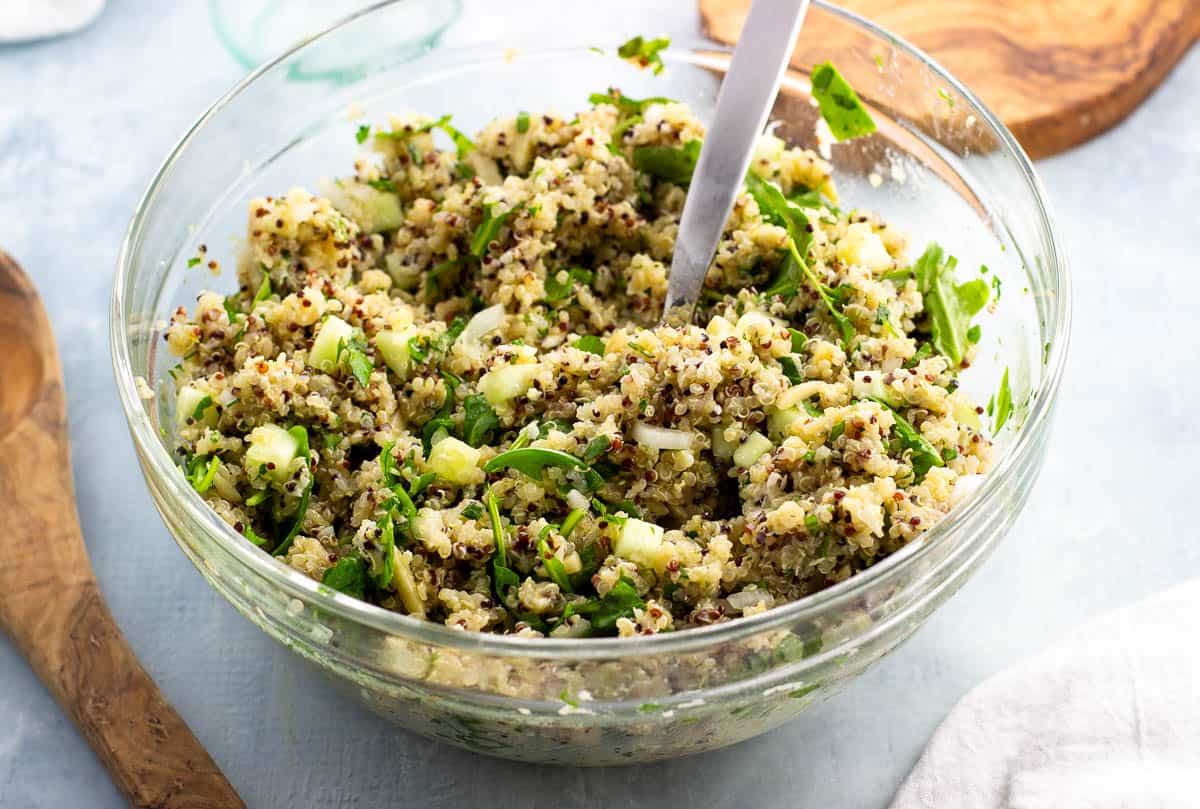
[165,81,995,639]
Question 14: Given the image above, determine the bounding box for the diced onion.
[632,423,693,451]
[566,489,590,511]
[458,303,505,345]
[727,589,774,612]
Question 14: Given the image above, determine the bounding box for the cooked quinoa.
[166,92,993,639]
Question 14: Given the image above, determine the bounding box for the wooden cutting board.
[700,0,1199,158]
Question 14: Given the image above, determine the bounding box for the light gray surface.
[1,2,1196,807]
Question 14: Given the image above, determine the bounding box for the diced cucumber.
[733,431,773,468]
[614,517,664,568]
[461,151,503,185]
[428,436,483,485]
[176,385,217,429]
[949,391,982,430]
[310,315,354,373]
[478,364,539,406]
[852,371,902,407]
[245,424,299,482]
[711,424,738,460]
[322,181,404,234]
[375,327,418,378]
[767,407,804,440]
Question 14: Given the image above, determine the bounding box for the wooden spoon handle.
[0,389,246,808]
[12,579,247,809]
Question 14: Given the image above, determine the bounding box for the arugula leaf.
[870,397,943,482]
[828,421,846,443]
[537,537,574,594]
[994,368,1013,433]
[222,295,242,322]
[574,574,644,633]
[587,89,675,115]
[243,525,268,546]
[187,256,201,268]
[322,556,368,599]
[462,394,500,447]
[366,178,396,192]
[633,140,701,185]
[746,173,813,257]
[544,267,594,304]
[904,342,933,369]
[572,335,606,356]
[810,61,877,141]
[913,243,989,367]
[778,356,804,385]
[617,35,670,75]
[252,274,272,306]
[516,111,530,133]
[438,121,475,158]
[484,447,590,481]
[470,203,519,258]
[355,124,370,144]
[272,426,313,557]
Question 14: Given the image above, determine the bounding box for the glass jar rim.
[110,0,1072,661]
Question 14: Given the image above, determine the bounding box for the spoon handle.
[0,392,246,807]
[663,0,810,323]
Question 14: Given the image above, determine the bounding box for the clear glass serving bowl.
[111,0,1070,765]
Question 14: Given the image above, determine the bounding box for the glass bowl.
[111,0,1070,765]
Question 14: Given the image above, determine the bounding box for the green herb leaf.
[516,111,530,133]
[582,435,612,464]
[355,124,371,144]
[252,274,272,306]
[186,455,220,494]
[574,574,644,633]
[272,426,313,557]
[870,398,944,482]
[190,394,215,422]
[544,267,595,304]
[828,421,845,442]
[904,342,933,369]
[375,114,452,141]
[484,447,590,481]
[587,89,675,115]
[421,373,459,456]
[341,339,374,388]
[633,140,702,185]
[323,556,368,598]
[778,356,804,385]
[187,256,201,268]
[366,178,396,193]
[810,61,877,141]
[462,394,500,448]
[572,335,606,356]
[537,537,574,594]
[470,203,519,258]
[560,508,587,539]
[462,503,483,520]
[438,120,476,158]
[617,35,670,74]
[913,243,989,367]
[789,328,807,353]
[994,368,1013,433]
[366,511,396,589]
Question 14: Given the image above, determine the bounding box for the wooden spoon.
[0,250,246,809]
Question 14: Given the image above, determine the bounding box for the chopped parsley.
[470,203,519,258]
[462,394,500,448]
[870,398,943,482]
[587,88,675,115]
[252,274,272,306]
[187,256,201,268]
[778,356,804,385]
[190,394,215,422]
[516,111,530,133]
[366,178,397,193]
[544,267,594,304]
[355,124,370,144]
[336,337,374,388]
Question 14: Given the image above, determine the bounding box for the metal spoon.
[0,250,246,808]
[663,0,810,324]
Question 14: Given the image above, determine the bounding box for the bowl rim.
[110,0,1072,661]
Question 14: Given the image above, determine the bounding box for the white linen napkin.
[891,578,1200,809]
[0,0,104,43]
